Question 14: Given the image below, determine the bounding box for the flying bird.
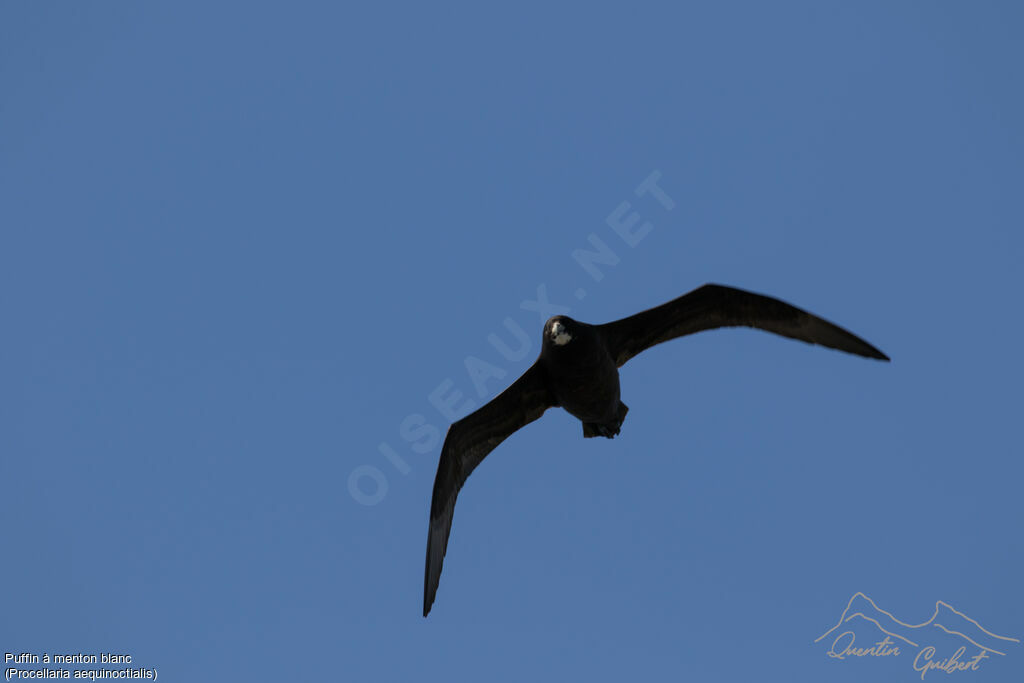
[423,283,888,616]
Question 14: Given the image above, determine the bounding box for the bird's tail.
[582,401,629,439]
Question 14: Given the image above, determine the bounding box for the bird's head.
[544,316,575,347]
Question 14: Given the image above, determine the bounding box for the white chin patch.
[551,323,572,346]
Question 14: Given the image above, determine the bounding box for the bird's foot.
[581,401,629,439]
[583,422,620,439]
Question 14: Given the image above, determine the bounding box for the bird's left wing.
[423,361,556,617]
[598,283,889,367]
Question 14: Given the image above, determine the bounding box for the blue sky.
[3,2,1022,681]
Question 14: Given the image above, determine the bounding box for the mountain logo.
[815,592,1020,679]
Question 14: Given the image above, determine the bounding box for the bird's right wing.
[598,283,889,367]
[423,361,556,617]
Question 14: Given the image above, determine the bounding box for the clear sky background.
[3,2,1022,682]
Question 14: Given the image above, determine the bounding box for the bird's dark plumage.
[423,364,556,617]
[599,284,889,366]
[423,283,888,616]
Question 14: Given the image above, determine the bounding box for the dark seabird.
[423,283,888,616]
